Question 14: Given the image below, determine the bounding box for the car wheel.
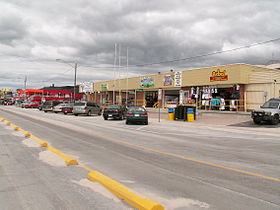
[54,112,58,114]
[74,114,78,116]
[253,119,261,124]
[104,116,108,120]
[64,112,67,115]
[98,112,101,116]
[126,120,129,125]
[144,120,148,125]
[44,111,47,113]
[87,111,91,116]
[271,115,279,125]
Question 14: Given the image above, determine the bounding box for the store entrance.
[200,85,241,111]
[164,90,179,107]
[145,91,158,107]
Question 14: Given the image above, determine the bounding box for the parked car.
[53,103,70,113]
[42,101,62,112]
[103,105,127,120]
[251,98,280,125]
[61,103,74,115]
[24,102,40,108]
[73,101,101,116]
[126,106,148,125]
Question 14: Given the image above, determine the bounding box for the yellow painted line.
[81,164,92,172]
[30,135,48,147]
[87,170,164,210]
[68,126,280,182]
[47,146,78,166]
[100,134,280,182]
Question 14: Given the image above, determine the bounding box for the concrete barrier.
[47,146,78,166]
[87,170,164,210]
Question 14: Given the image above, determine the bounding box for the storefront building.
[93,63,280,111]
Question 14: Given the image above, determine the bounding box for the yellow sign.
[210,69,228,81]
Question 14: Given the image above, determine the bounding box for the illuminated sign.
[210,69,228,82]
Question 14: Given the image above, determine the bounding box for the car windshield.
[107,105,121,109]
[74,102,86,106]
[262,100,280,109]
[128,107,146,112]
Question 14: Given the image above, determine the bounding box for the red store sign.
[210,69,228,82]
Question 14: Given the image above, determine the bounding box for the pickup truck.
[251,98,280,125]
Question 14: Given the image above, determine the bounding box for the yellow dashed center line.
[73,126,280,182]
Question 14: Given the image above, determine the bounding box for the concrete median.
[87,170,164,210]
[47,146,78,166]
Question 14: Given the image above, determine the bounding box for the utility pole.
[24,75,27,102]
[113,43,117,104]
[74,63,77,103]
[118,44,121,104]
[126,47,128,106]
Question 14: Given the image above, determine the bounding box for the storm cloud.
[0,0,280,89]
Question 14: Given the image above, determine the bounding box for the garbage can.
[187,107,195,122]
[175,106,184,120]
[168,107,175,120]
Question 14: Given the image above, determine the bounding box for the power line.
[133,37,280,67]
[42,68,73,83]
[80,37,280,69]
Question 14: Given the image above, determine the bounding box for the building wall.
[94,63,274,92]
[245,69,280,110]
[93,63,280,110]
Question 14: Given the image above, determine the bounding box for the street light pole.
[56,59,78,103]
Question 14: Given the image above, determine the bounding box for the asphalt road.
[0,106,279,210]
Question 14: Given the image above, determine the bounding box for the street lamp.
[56,59,78,103]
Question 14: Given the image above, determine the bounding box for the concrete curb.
[87,170,164,210]
[47,146,78,166]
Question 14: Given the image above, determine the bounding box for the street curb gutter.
[87,170,164,210]
[47,146,78,166]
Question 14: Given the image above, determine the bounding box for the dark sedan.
[126,106,148,125]
[103,105,127,120]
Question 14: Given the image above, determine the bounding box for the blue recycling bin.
[186,107,195,122]
[168,107,175,120]
[168,107,174,113]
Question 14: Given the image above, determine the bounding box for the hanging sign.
[210,69,228,82]
[158,89,162,100]
[174,72,182,87]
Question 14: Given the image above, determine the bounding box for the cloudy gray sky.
[1,0,280,89]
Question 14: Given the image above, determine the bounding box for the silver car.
[251,98,280,125]
[73,101,101,116]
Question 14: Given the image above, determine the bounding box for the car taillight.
[84,106,87,110]
[140,113,148,116]
[126,113,133,116]
[115,110,120,113]
[103,109,107,113]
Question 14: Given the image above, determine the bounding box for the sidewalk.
[147,108,251,126]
